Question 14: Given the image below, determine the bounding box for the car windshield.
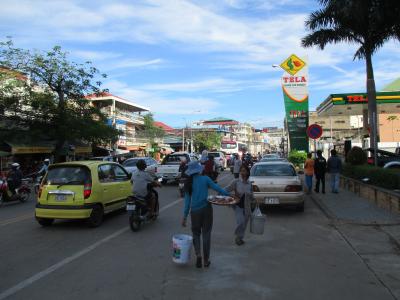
[263,154,279,159]
[221,143,236,149]
[45,166,91,185]
[208,153,220,158]
[260,158,285,162]
[123,159,140,167]
[251,164,296,177]
[163,154,188,165]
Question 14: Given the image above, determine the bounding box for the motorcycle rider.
[37,159,50,176]
[8,163,23,195]
[131,159,160,217]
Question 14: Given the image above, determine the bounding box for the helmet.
[44,159,50,163]
[11,163,20,169]
[136,159,147,171]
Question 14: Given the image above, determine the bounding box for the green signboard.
[280,54,309,152]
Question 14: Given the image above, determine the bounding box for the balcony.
[115,110,144,125]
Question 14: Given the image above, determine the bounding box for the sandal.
[204,260,211,268]
[235,237,245,246]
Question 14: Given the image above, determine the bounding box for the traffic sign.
[307,124,323,140]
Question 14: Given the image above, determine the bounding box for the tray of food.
[207,195,238,206]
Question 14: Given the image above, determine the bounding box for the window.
[123,158,140,167]
[113,165,129,181]
[162,154,189,165]
[45,166,91,185]
[208,152,220,158]
[98,164,115,182]
[251,164,296,177]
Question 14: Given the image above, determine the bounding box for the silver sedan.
[250,161,305,211]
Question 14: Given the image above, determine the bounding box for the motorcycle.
[127,178,162,232]
[0,177,31,205]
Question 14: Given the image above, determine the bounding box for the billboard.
[280,54,309,152]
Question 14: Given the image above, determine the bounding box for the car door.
[111,164,132,210]
[97,164,119,212]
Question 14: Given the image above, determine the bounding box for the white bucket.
[172,234,193,264]
[250,215,266,235]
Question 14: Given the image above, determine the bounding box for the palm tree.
[302,0,400,165]
[387,115,399,142]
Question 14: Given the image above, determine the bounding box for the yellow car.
[35,161,132,227]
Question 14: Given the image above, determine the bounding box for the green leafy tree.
[193,131,221,152]
[137,113,165,154]
[302,0,400,161]
[0,39,119,160]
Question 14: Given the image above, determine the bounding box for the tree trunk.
[366,52,378,166]
[53,90,67,162]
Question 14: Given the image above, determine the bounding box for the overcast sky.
[1,0,399,128]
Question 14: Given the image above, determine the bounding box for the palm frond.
[302,28,360,49]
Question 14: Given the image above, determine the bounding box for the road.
[0,172,396,300]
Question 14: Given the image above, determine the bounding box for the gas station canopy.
[317,91,400,116]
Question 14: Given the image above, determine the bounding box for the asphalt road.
[0,172,396,300]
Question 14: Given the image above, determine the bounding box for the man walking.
[327,149,342,193]
[314,150,327,194]
[233,154,242,179]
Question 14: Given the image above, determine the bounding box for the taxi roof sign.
[280,54,306,76]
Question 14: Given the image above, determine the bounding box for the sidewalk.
[309,178,400,225]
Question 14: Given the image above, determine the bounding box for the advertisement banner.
[280,54,309,152]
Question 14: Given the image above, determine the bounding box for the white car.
[157,152,198,183]
[122,157,158,174]
[250,161,305,211]
[208,152,227,171]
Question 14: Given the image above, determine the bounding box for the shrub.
[346,146,367,165]
[288,150,307,168]
[342,164,400,190]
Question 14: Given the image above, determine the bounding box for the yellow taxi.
[35,161,132,227]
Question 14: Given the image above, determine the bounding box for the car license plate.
[55,194,67,201]
[126,204,136,211]
[265,197,279,204]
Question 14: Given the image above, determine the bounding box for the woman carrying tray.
[225,165,254,246]
[181,161,229,268]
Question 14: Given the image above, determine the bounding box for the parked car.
[35,161,132,227]
[157,152,198,183]
[208,151,227,171]
[123,157,158,174]
[250,161,304,211]
[365,148,400,167]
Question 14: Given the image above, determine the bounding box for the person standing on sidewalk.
[225,165,254,246]
[327,149,342,193]
[181,161,229,268]
[314,150,327,194]
[233,154,242,179]
[304,153,314,194]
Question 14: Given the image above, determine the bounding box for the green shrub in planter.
[342,164,400,190]
[346,146,367,165]
[288,150,307,168]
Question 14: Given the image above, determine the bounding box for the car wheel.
[37,217,54,227]
[87,205,104,227]
[295,203,305,212]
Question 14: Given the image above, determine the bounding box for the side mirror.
[127,173,132,180]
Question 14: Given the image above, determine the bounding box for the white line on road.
[0,214,32,227]
[0,198,183,300]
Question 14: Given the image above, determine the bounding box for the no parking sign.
[307,124,323,140]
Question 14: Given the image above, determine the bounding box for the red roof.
[154,121,175,132]
[85,92,116,99]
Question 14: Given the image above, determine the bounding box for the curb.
[309,194,400,226]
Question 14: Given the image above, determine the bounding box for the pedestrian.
[203,155,217,181]
[200,150,208,164]
[304,153,314,194]
[181,161,229,268]
[233,154,242,179]
[225,165,254,246]
[314,150,327,194]
[327,149,342,193]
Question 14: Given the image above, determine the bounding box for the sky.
[0,0,399,128]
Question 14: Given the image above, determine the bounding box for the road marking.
[0,198,182,300]
[0,214,33,227]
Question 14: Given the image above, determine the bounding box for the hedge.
[342,164,400,190]
[288,150,307,168]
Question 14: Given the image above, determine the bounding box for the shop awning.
[6,141,55,154]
